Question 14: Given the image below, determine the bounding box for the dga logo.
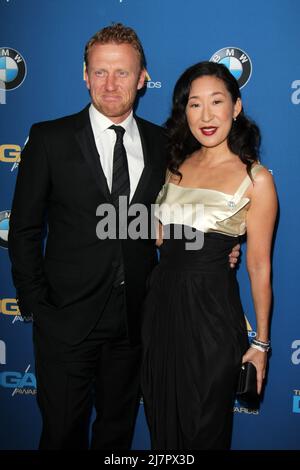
[292,390,300,413]
[0,210,10,249]
[1,298,33,324]
[145,71,161,89]
[0,144,21,170]
[0,364,36,396]
[291,80,300,104]
[234,399,259,415]
[0,137,28,171]
[291,340,300,365]
[0,48,27,91]
[0,298,20,317]
[0,144,21,162]
[210,47,252,88]
[0,298,33,323]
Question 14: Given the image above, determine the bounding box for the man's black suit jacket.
[8,106,166,345]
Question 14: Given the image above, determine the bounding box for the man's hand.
[229,243,240,268]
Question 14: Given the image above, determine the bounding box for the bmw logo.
[0,211,10,249]
[210,47,252,88]
[0,48,27,91]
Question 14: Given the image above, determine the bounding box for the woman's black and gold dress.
[141,165,262,450]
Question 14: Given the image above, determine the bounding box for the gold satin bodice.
[155,164,263,237]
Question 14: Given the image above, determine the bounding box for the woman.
[141,61,277,450]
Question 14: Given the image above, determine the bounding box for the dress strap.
[232,164,264,201]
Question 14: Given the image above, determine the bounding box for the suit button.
[112,261,119,267]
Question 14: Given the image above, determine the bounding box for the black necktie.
[109,125,130,204]
[109,125,130,286]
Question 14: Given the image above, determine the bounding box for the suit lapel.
[130,117,154,205]
[74,106,111,201]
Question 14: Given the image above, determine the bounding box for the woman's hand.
[242,346,268,394]
[229,243,240,268]
[156,238,163,247]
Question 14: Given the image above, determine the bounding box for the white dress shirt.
[89,104,144,201]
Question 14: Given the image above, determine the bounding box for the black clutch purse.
[236,362,259,403]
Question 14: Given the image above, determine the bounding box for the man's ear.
[137,68,147,90]
[84,66,90,90]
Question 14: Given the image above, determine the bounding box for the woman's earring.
[233,117,237,121]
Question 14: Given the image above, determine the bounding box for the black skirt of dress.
[141,226,249,450]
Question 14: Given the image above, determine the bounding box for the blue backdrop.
[1,0,299,450]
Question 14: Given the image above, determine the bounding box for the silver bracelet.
[252,338,270,347]
[250,343,269,353]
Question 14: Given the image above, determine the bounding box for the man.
[8,23,239,450]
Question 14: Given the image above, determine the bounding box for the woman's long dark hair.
[165,61,261,179]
